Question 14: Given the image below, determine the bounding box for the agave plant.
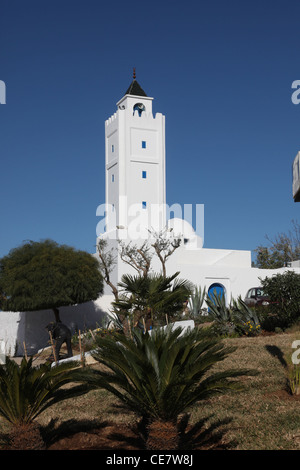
[206,291,229,320]
[188,285,206,318]
[232,297,261,336]
[205,291,236,336]
[87,325,257,450]
[0,356,89,449]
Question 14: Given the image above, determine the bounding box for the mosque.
[1,71,299,356]
[97,70,299,304]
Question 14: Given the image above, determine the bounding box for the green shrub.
[232,298,261,337]
[252,305,278,332]
[205,294,262,338]
[260,271,300,328]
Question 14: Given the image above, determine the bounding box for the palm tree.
[112,272,193,331]
[0,356,89,449]
[87,325,258,450]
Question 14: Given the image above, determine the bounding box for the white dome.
[167,217,196,238]
[167,217,203,249]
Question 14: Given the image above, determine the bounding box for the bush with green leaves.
[260,270,300,328]
[205,293,262,337]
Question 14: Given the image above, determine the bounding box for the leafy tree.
[254,246,276,269]
[112,272,193,329]
[87,326,258,450]
[254,220,300,268]
[0,356,90,449]
[0,239,103,322]
[260,270,300,327]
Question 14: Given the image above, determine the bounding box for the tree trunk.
[9,422,46,450]
[53,307,61,323]
[146,420,179,450]
[107,281,118,302]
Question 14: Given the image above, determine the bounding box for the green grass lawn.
[189,331,300,449]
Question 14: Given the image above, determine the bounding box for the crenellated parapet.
[105,112,118,126]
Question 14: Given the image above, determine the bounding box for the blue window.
[142,201,147,209]
[142,171,147,179]
[111,174,115,182]
[142,141,146,149]
[112,144,114,152]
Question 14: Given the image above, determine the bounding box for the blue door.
[208,283,226,305]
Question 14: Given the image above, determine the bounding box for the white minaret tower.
[104,69,166,239]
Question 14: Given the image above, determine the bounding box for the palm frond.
[88,325,258,422]
[0,357,90,425]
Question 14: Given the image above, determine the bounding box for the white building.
[1,72,300,356]
[97,72,300,306]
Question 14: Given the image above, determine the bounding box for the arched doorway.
[208,283,226,305]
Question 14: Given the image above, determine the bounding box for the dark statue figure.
[46,322,73,360]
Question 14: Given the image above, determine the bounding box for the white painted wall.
[0,296,112,357]
[98,230,300,311]
[0,311,21,356]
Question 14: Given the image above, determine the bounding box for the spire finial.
[133,67,136,80]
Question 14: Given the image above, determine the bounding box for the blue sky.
[1,0,300,262]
